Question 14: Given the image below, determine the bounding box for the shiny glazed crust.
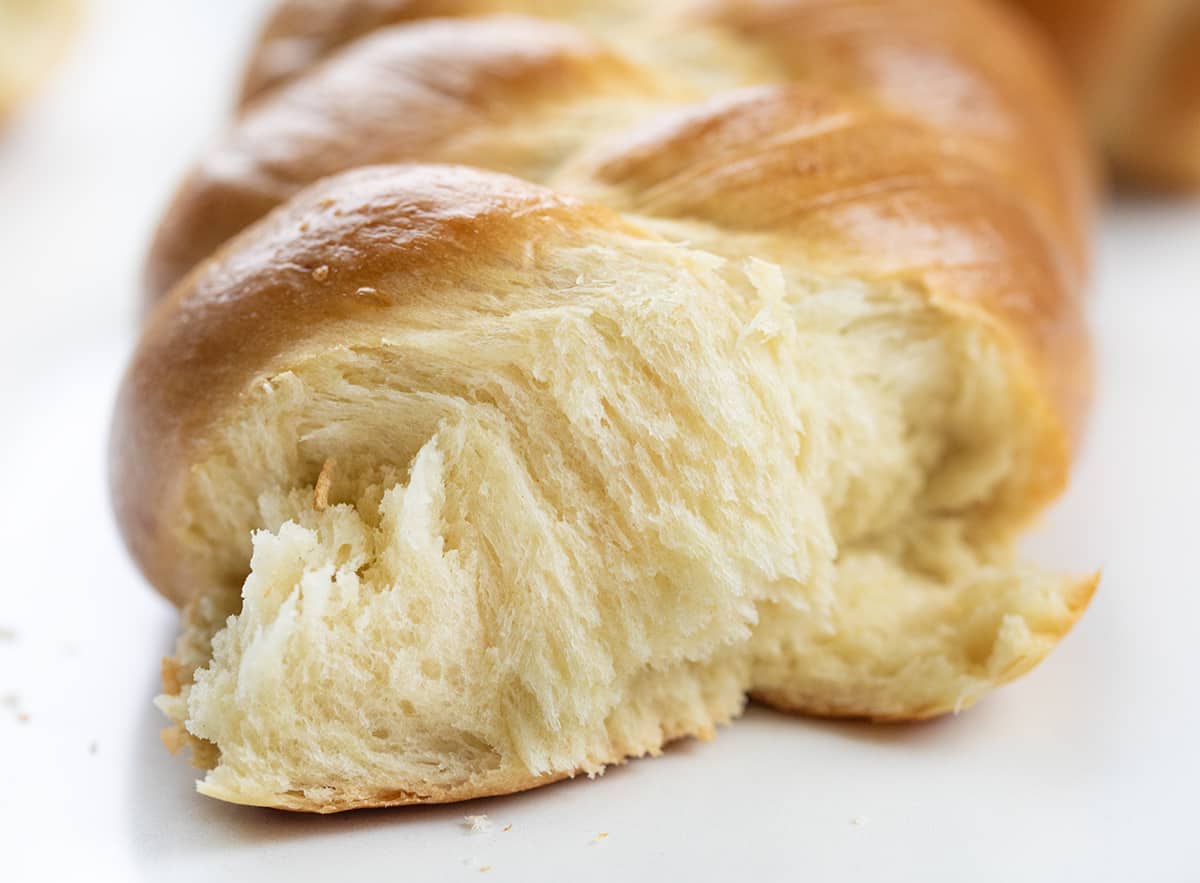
[1008,0,1200,188]
[146,0,1094,306]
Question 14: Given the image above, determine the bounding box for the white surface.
[1,3,1198,880]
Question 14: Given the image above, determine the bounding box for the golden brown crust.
[1008,0,1200,188]
[236,0,1095,232]
[239,0,491,106]
[1106,6,1200,190]
[696,0,1094,271]
[145,15,653,303]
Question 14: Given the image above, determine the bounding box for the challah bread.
[1007,0,1200,189]
[0,0,76,123]
[115,0,1097,811]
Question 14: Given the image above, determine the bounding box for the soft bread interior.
[157,242,1086,809]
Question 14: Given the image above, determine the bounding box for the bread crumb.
[0,625,16,641]
[953,688,974,715]
[161,656,185,694]
[2,693,26,722]
[479,867,491,874]
[312,264,330,282]
[160,724,187,754]
[502,823,512,833]
[313,459,337,511]
[851,816,868,827]
[464,814,492,833]
[592,832,609,844]
[89,741,98,755]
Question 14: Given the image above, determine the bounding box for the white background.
[1,2,1197,880]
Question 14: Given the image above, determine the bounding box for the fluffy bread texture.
[115,0,1098,812]
[121,164,1092,811]
[0,0,76,123]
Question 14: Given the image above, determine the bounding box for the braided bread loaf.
[114,0,1097,812]
[1008,0,1200,190]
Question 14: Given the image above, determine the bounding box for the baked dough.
[1008,0,1200,189]
[115,0,1097,811]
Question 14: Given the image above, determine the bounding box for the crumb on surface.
[89,741,98,755]
[479,867,491,874]
[161,656,185,694]
[160,724,187,754]
[464,814,492,833]
[312,264,330,281]
[851,816,868,827]
[0,626,16,641]
[502,823,512,833]
[2,693,27,722]
[313,458,337,511]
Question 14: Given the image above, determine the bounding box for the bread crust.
[143,15,651,305]
[1008,0,1200,187]
[148,1,1094,303]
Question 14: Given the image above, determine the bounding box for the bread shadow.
[741,701,977,752]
